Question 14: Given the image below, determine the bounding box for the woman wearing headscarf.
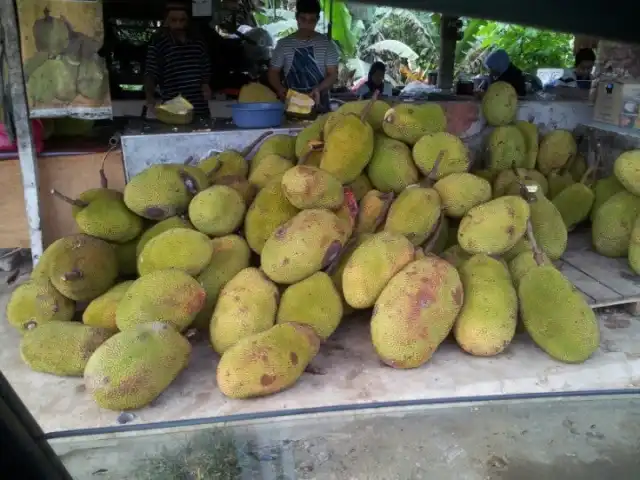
[481,49,527,96]
[354,61,393,99]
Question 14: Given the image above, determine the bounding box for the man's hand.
[276,86,287,101]
[202,84,212,101]
[310,88,320,105]
[144,98,156,118]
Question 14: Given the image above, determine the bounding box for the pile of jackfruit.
[6,81,640,412]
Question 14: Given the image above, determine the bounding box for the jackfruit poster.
[16,0,112,118]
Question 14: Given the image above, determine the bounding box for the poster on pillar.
[16,0,112,119]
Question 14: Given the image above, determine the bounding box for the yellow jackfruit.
[135,216,193,257]
[238,82,279,103]
[355,190,393,234]
[281,165,344,209]
[509,249,551,289]
[250,134,296,172]
[434,173,492,218]
[83,281,133,330]
[382,103,446,145]
[335,100,391,131]
[482,81,518,126]
[536,130,577,175]
[592,191,640,257]
[486,125,527,171]
[367,134,419,193]
[412,132,469,179]
[6,279,75,333]
[137,228,212,276]
[514,120,539,169]
[384,186,441,245]
[526,191,567,261]
[188,185,246,236]
[248,153,294,189]
[329,233,372,294]
[613,149,640,195]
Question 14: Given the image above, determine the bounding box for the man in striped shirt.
[144,1,212,118]
[268,0,339,111]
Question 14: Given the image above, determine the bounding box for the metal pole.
[0,0,44,265]
[438,15,457,91]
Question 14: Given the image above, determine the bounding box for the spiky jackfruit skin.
[514,120,539,169]
[281,165,344,209]
[454,255,517,356]
[124,164,195,220]
[137,228,213,276]
[593,191,640,257]
[73,196,143,243]
[536,130,577,175]
[382,103,446,145]
[552,184,594,231]
[188,185,246,237]
[487,126,527,171]
[346,174,373,201]
[493,169,549,198]
[83,281,134,330]
[502,238,530,262]
[613,150,640,195]
[320,114,375,184]
[210,268,278,354]
[367,135,419,193]
[527,194,568,260]
[48,234,118,301]
[342,232,415,309]
[355,190,393,234]
[71,188,122,218]
[251,135,296,172]
[439,245,472,269]
[244,178,299,254]
[20,321,113,377]
[509,250,551,289]
[238,82,278,103]
[276,272,343,339]
[519,265,600,363]
[337,100,391,131]
[371,256,463,369]
[203,151,249,181]
[193,235,251,331]
[591,176,625,221]
[384,187,441,245]
[6,280,75,333]
[295,114,328,160]
[248,154,294,189]
[434,173,492,218]
[84,322,191,410]
[329,234,372,294]
[115,269,205,331]
[217,323,320,399]
[628,216,640,274]
[31,238,66,281]
[261,209,348,284]
[457,196,530,255]
[547,171,575,199]
[412,132,469,179]
[135,216,193,257]
[481,81,518,126]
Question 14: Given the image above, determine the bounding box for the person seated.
[481,49,527,96]
[552,48,595,89]
[354,61,393,98]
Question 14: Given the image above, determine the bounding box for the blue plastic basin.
[231,102,285,129]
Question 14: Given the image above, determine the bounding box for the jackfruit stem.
[240,130,275,158]
[581,139,601,185]
[99,150,110,188]
[359,90,379,122]
[51,189,89,208]
[525,219,545,266]
[324,237,354,276]
[423,212,444,254]
[421,150,444,187]
[183,155,196,166]
[511,163,538,203]
[178,169,199,196]
[62,269,84,281]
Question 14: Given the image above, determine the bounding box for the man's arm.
[268,41,287,99]
[314,39,340,92]
[144,42,160,105]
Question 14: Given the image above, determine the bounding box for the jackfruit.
[509,249,551,289]
[336,99,391,131]
[320,112,375,183]
[213,175,257,205]
[210,267,278,354]
[355,190,394,234]
[592,191,640,257]
[295,115,328,160]
[21,322,114,376]
[188,185,246,237]
[347,174,373,201]
[199,131,273,180]
[136,216,193,257]
[216,322,320,399]
[342,231,415,309]
[569,153,588,182]
[31,238,66,281]
[6,279,75,333]
[502,238,531,262]
[333,194,358,241]
[116,269,205,331]
[457,196,530,255]
[83,281,134,330]
[493,169,549,198]
[590,175,625,221]
[84,322,191,410]
[536,130,577,175]
[547,165,576,199]
[384,185,441,245]
[454,255,517,356]
[322,111,347,138]
[329,233,372,293]
[412,132,469,179]
[166,163,211,192]
[367,135,419,193]
[382,103,446,145]
[482,81,518,126]
[524,187,568,260]
[429,215,449,254]
[473,169,498,183]
[515,120,539,169]
[613,149,640,195]
[439,244,472,269]
[486,126,526,171]
[69,188,123,218]
[371,256,463,368]
[244,178,299,254]
[113,239,138,277]
[248,153,294,189]
[261,209,347,284]
[552,168,595,231]
[137,228,212,276]
[48,234,118,301]
[276,271,342,339]
[434,173,492,218]
[251,134,296,173]
[281,165,344,209]
[628,215,640,274]
[238,82,279,103]
[28,59,77,104]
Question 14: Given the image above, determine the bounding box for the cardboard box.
[593,79,640,130]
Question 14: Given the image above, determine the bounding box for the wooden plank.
[555,260,615,303]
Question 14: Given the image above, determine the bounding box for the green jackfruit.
[113,239,138,276]
[193,235,251,331]
[276,272,342,339]
[69,188,122,218]
[83,281,134,330]
[412,132,469,179]
[188,185,246,237]
[502,238,531,262]
[6,279,75,333]
[628,215,640,274]
[482,81,518,126]
[281,165,344,209]
[439,244,472,269]
[199,132,273,179]
[382,103,446,145]
[591,175,625,221]
[21,322,114,376]
[31,238,66,281]
[323,111,346,138]
[473,169,498,183]
[486,126,526,171]
[213,175,257,205]
[166,163,211,191]
[342,232,415,309]
[592,191,640,257]
[371,256,464,368]
[244,178,299,254]
[48,234,118,301]
[137,228,213,276]
[613,149,640,195]
[454,255,517,356]
[355,190,393,234]
[329,233,372,294]
[248,153,294,189]
[346,174,373,201]
[261,209,348,284]
[527,190,568,260]
[509,249,551,289]
[434,173,492,218]
[514,120,539,169]
[384,186,441,245]
[536,130,577,175]
[547,169,575,199]
[493,169,549,198]
[552,169,595,231]
[367,135,419,193]
[251,134,296,173]
[457,196,530,255]
[337,100,391,131]
[84,322,191,410]
[295,114,328,160]
[136,216,193,257]
[570,153,588,182]
[116,269,205,331]
[217,322,320,399]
